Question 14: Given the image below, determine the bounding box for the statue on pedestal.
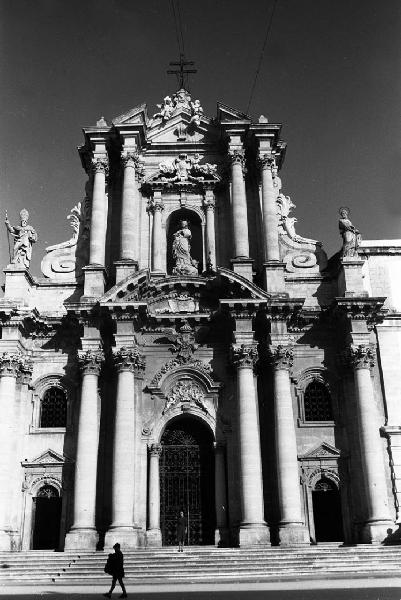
[339,207,361,258]
[5,209,37,268]
[172,220,199,276]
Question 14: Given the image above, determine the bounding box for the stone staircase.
[1,545,401,584]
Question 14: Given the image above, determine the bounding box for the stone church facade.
[1,87,401,552]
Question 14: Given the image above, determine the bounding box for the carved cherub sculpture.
[190,99,203,126]
[5,208,37,268]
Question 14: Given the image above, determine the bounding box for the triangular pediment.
[24,449,71,467]
[147,112,219,145]
[217,102,250,123]
[112,103,148,126]
[300,442,340,460]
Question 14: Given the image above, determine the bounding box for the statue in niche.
[5,208,37,268]
[172,220,199,276]
[339,207,361,257]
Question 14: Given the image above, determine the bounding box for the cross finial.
[167,54,197,90]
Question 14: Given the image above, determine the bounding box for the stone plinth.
[82,265,107,299]
[338,257,367,297]
[3,265,34,305]
[263,261,285,294]
[115,260,138,284]
[231,258,254,282]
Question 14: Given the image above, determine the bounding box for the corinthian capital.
[0,351,24,378]
[257,153,275,171]
[113,346,145,373]
[231,344,258,370]
[345,344,375,370]
[78,348,104,375]
[121,151,140,169]
[146,197,165,213]
[268,345,294,370]
[228,148,246,170]
[150,443,163,457]
[91,157,109,176]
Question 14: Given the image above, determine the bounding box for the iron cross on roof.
[167,54,197,89]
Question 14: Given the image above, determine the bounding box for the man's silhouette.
[103,542,127,598]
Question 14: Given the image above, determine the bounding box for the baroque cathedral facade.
[1,85,401,552]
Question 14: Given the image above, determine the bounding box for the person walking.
[103,542,127,598]
[177,509,187,552]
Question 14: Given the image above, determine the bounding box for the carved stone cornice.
[149,443,163,457]
[268,344,294,371]
[113,346,146,373]
[231,344,258,370]
[78,348,104,375]
[333,297,387,330]
[343,344,375,371]
[91,157,109,176]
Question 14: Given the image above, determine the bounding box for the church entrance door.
[32,485,62,549]
[312,478,343,542]
[160,416,214,545]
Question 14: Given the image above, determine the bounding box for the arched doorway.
[32,485,62,549]
[160,415,215,545]
[312,477,343,542]
[166,209,203,274]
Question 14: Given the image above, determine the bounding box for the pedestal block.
[115,260,138,284]
[3,265,34,305]
[82,265,107,299]
[338,257,367,297]
[263,261,286,294]
[231,258,254,282]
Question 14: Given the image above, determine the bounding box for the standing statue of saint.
[172,220,199,276]
[5,208,38,268]
[339,207,361,258]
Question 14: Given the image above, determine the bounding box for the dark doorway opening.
[160,415,214,545]
[312,477,344,542]
[166,209,203,275]
[32,485,62,549]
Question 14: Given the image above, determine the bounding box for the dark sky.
[1,0,400,278]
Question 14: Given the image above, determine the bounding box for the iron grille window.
[40,387,67,428]
[37,485,59,498]
[304,380,333,422]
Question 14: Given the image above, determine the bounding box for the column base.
[114,260,138,284]
[278,523,310,546]
[64,528,99,551]
[215,527,230,547]
[262,261,286,294]
[0,530,13,551]
[146,528,162,547]
[104,526,145,550]
[361,520,394,544]
[82,265,107,299]
[231,258,254,282]
[239,523,270,546]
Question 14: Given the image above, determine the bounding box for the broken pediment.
[217,102,251,123]
[300,442,341,460]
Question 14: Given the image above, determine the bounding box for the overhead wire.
[246,0,279,115]
[170,0,183,57]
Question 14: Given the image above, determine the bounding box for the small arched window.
[37,484,59,498]
[40,387,67,428]
[304,380,333,422]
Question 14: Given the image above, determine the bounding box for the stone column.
[347,345,393,542]
[259,155,280,262]
[203,189,217,271]
[232,344,269,545]
[270,345,309,545]
[89,157,109,266]
[105,347,145,549]
[0,353,22,550]
[147,443,162,547]
[64,349,103,550]
[120,152,139,263]
[214,442,228,546]
[229,150,249,259]
[149,192,165,273]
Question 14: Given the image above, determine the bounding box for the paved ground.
[1,579,401,599]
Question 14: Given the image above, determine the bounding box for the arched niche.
[166,208,204,274]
